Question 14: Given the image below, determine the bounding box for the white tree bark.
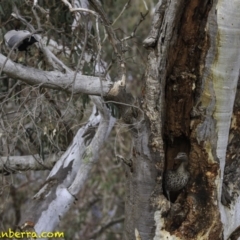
[3,0,240,239]
[215,1,240,238]
[20,98,115,239]
[145,0,240,239]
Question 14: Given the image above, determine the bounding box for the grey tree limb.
[0,153,62,172]
[0,54,113,95]
[19,99,114,237]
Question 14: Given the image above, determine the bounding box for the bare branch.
[111,0,131,26]
[11,7,72,72]
[88,0,127,86]
[0,153,61,172]
[89,216,125,239]
[20,98,115,232]
[121,11,149,42]
[141,0,148,11]
[0,54,112,95]
[68,96,113,196]
[61,0,99,17]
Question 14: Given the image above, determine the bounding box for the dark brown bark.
[222,79,240,206]
[124,0,223,239]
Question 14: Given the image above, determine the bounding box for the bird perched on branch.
[164,152,190,203]
[4,30,37,51]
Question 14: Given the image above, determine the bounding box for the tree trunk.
[124,0,240,239]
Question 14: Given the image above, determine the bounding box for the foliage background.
[0,0,157,239]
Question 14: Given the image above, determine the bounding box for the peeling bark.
[19,100,115,237]
[1,0,240,239]
[124,122,158,240]
[125,0,240,239]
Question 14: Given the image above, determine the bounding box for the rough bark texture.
[162,0,222,238]
[19,101,113,236]
[124,122,158,240]
[0,54,113,95]
[2,0,240,239]
[124,0,240,239]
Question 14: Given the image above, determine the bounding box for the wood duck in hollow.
[164,152,190,202]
